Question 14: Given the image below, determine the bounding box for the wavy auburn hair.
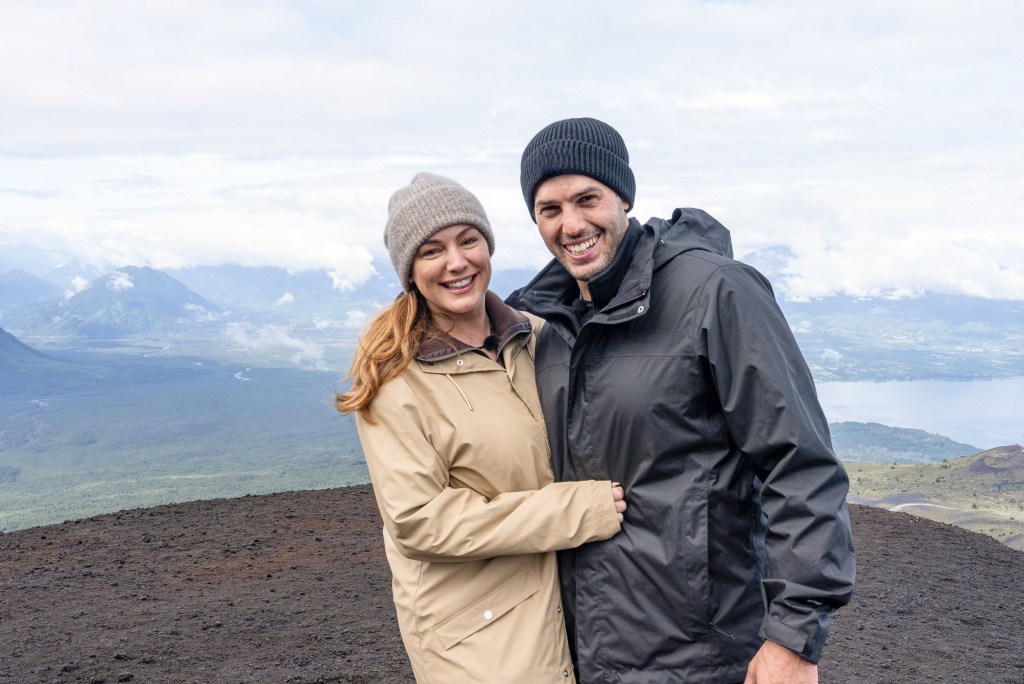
[335,289,437,423]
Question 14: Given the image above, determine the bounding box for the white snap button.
[637,305,645,313]
[483,610,493,620]
[456,359,464,366]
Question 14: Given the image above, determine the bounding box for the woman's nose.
[445,247,468,271]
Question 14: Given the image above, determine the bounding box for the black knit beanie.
[520,117,635,221]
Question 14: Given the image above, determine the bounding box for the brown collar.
[417,291,532,362]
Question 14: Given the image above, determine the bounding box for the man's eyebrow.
[535,185,603,207]
[572,185,602,199]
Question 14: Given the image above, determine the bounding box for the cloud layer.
[1,0,1021,300]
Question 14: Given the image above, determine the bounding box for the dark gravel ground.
[1,485,1022,683]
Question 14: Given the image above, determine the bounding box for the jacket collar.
[586,221,643,310]
[507,218,657,326]
[417,290,532,363]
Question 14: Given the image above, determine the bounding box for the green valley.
[846,445,1024,550]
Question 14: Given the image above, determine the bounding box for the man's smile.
[565,235,599,257]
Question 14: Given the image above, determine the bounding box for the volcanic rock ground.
[1,485,1022,683]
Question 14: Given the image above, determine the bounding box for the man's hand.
[743,640,818,684]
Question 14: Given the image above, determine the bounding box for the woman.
[336,172,625,683]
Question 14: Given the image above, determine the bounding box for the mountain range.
[0,269,63,312]
[2,259,1023,379]
[4,266,222,338]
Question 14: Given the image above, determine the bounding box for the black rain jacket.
[506,208,856,684]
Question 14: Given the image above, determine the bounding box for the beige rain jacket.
[356,293,620,683]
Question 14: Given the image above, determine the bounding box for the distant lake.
[816,378,1024,450]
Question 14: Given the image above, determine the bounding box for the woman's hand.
[611,482,627,523]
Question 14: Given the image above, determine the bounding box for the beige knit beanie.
[384,173,495,289]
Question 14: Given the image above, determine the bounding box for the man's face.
[533,174,630,299]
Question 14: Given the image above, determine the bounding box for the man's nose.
[562,206,588,234]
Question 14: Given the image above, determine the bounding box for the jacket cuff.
[758,604,830,664]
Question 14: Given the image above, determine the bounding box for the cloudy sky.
[1,0,1021,300]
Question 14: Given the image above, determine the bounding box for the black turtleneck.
[573,220,643,323]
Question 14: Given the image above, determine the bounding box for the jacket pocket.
[432,569,542,651]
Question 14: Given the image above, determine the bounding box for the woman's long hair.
[335,289,432,422]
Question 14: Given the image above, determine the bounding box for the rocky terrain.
[1,485,1022,683]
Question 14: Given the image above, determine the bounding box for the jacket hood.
[649,207,733,266]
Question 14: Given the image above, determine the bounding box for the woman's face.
[410,224,491,323]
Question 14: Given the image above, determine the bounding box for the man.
[507,117,856,684]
